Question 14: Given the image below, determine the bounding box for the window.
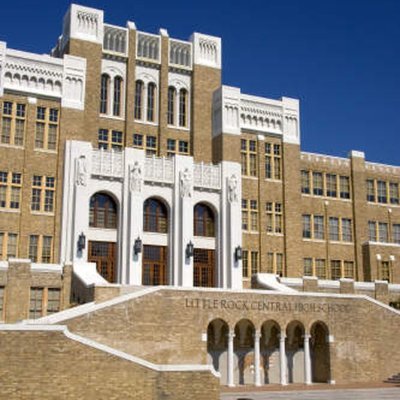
[343,261,354,279]
[303,215,324,240]
[378,222,388,243]
[31,175,55,213]
[194,203,215,237]
[47,288,61,315]
[381,261,391,282]
[340,176,350,199]
[29,235,52,263]
[251,251,259,275]
[326,174,337,197]
[312,172,323,196]
[267,252,284,276]
[241,139,257,177]
[35,107,59,151]
[166,139,189,157]
[330,260,341,280]
[315,259,326,279]
[100,74,110,114]
[98,129,123,151]
[1,101,26,146]
[303,258,313,276]
[314,215,324,240]
[133,133,157,156]
[242,250,249,278]
[134,80,144,120]
[147,83,156,122]
[266,202,283,234]
[143,198,168,233]
[89,193,118,229]
[368,221,377,241]
[167,87,176,125]
[377,180,387,203]
[265,143,281,180]
[0,171,22,210]
[0,232,18,260]
[329,217,339,241]
[113,76,123,116]
[29,287,43,319]
[0,286,4,319]
[179,89,187,127]
[341,218,352,242]
[302,214,311,238]
[301,170,310,194]
[390,183,399,205]
[366,179,375,202]
[242,199,258,231]
[393,224,400,244]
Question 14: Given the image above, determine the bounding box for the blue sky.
[1,0,399,164]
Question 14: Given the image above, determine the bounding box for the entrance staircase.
[384,373,400,384]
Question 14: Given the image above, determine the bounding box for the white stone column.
[279,332,287,385]
[304,333,312,385]
[227,329,235,387]
[254,330,261,386]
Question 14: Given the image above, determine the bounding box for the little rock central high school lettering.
[185,297,351,313]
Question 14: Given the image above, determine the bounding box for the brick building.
[1,4,400,398]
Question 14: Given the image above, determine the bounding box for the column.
[304,333,312,385]
[227,329,235,387]
[279,332,287,385]
[254,330,261,386]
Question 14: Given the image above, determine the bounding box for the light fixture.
[77,232,86,252]
[234,246,242,262]
[134,237,142,255]
[186,241,194,258]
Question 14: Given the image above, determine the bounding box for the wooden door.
[88,241,116,283]
[194,249,215,287]
[142,245,167,285]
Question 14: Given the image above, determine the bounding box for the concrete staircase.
[385,373,400,384]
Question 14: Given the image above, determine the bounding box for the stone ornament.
[75,155,87,186]
[180,168,192,198]
[228,174,238,203]
[130,161,143,192]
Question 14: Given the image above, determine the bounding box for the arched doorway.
[207,319,229,385]
[234,319,255,385]
[311,321,331,383]
[286,321,305,383]
[261,320,281,384]
[142,198,168,285]
[193,203,216,287]
[88,192,118,282]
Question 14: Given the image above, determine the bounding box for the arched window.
[179,88,187,127]
[147,82,156,122]
[167,86,176,125]
[100,74,110,114]
[89,193,118,229]
[194,203,215,237]
[144,198,168,233]
[113,76,123,116]
[134,80,144,120]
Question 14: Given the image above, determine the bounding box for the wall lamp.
[134,237,142,255]
[77,232,86,252]
[234,245,242,262]
[186,241,194,258]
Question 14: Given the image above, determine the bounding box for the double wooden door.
[88,241,116,283]
[142,245,167,285]
[194,249,215,287]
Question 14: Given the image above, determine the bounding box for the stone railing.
[301,152,350,167]
[365,161,400,175]
[169,39,192,69]
[193,162,221,190]
[136,32,160,63]
[91,148,123,178]
[144,156,174,184]
[103,24,128,56]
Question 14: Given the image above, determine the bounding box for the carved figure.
[76,155,87,186]
[180,168,192,198]
[228,174,238,203]
[130,161,142,192]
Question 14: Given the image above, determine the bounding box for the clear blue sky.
[1,0,399,164]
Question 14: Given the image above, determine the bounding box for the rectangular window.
[302,214,311,238]
[266,252,284,275]
[344,261,354,279]
[339,176,350,199]
[29,287,43,319]
[326,174,337,197]
[29,235,39,262]
[265,142,281,180]
[377,180,387,203]
[330,260,342,280]
[0,286,4,319]
[366,179,375,202]
[368,221,377,241]
[303,258,313,276]
[0,171,22,210]
[313,172,323,196]
[167,138,176,157]
[242,199,257,232]
[267,252,274,273]
[381,261,390,282]
[241,139,257,177]
[378,222,388,243]
[0,232,18,260]
[178,140,189,154]
[1,101,26,146]
[34,107,59,151]
[242,250,249,278]
[393,224,400,244]
[266,202,283,234]
[389,182,399,205]
[329,217,339,241]
[242,199,248,230]
[341,218,353,242]
[315,259,326,279]
[251,251,259,275]
[276,253,283,276]
[314,215,324,240]
[42,236,52,263]
[250,200,258,231]
[47,288,61,315]
[145,135,157,156]
[31,175,56,213]
[0,233,3,259]
[98,129,123,151]
[301,170,310,194]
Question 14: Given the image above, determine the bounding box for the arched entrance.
[261,320,281,384]
[286,321,305,383]
[311,321,331,383]
[207,319,229,385]
[234,319,255,385]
